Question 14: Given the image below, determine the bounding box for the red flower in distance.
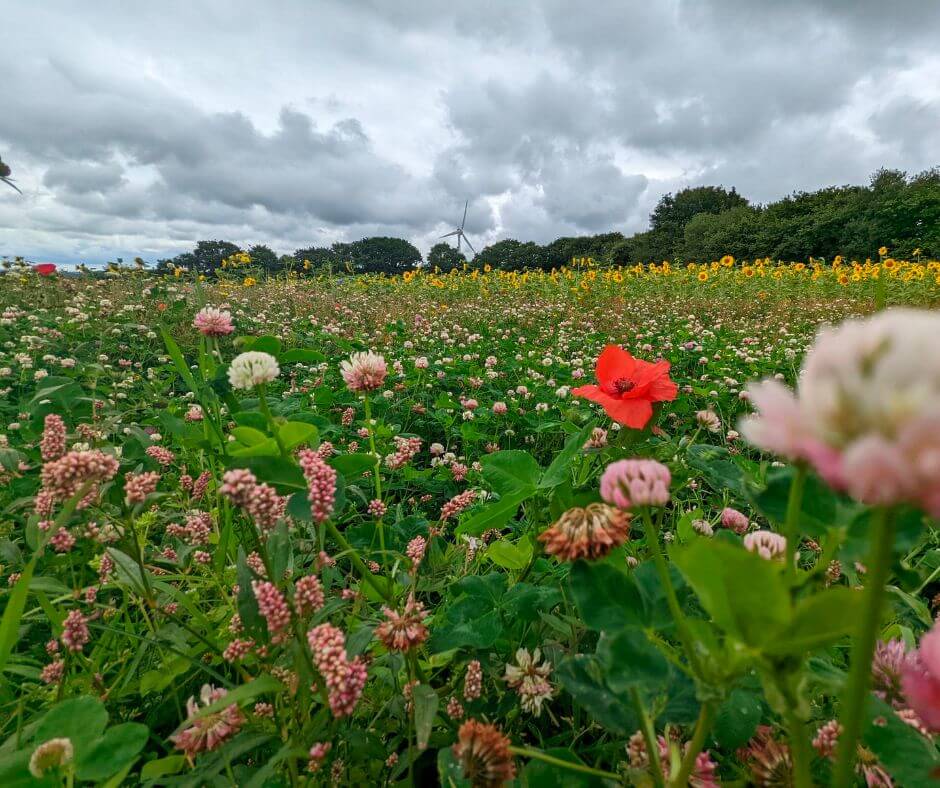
[34,263,57,276]
[572,345,678,429]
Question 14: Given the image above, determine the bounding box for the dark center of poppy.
[613,377,635,394]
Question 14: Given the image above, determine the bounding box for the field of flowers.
[0,255,939,786]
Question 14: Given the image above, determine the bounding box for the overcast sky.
[2,1,939,265]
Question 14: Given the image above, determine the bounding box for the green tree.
[156,240,241,275]
[427,242,466,272]
[649,186,749,259]
[541,233,626,269]
[338,237,422,274]
[293,246,338,274]
[476,239,543,271]
[248,244,280,274]
[680,206,766,262]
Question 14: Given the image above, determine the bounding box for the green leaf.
[454,490,528,537]
[632,561,688,632]
[750,467,847,537]
[266,521,291,581]
[0,449,23,473]
[437,747,473,787]
[556,655,635,735]
[863,696,940,786]
[35,696,108,754]
[233,411,269,431]
[596,629,669,692]
[887,585,934,627]
[345,625,375,658]
[686,444,750,498]
[236,549,266,639]
[330,453,376,477]
[1,486,93,680]
[0,557,36,681]
[140,755,187,779]
[412,684,438,751]
[231,426,269,446]
[502,583,561,621]
[481,450,542,497]
[671,539,790,647]
[455,573,507,601]
[230,456,306,491]
[539,422,595,489]
[140,655,190,695]
[764,587,863,656]
[0,751,34,788]
[278,421,318,450]
[161,328,200,394]
[287,491,312,522]
[485,539,532,570]
[76,723,149,781]
[248,335,282,357]
[280,348,326,364]
[429,583,504,653]
[713,688,763,749]
[229,437,281,458]
[568,560,648,631]
[105,548,151,597]
[179,676,283,728]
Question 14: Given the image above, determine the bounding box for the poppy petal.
[648,377,679,402]
[571,384,603,402]
[604,397,654,429]
[595,345,635,386]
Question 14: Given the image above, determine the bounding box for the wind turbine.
[439,200,475,254]
[0,157,22,194]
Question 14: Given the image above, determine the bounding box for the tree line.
[155,167,940,275]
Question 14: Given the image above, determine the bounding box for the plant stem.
[773,462,815,788]
[508,746,621,781]
[783,706,813,788]
[782,464,807,591]
[643,508,705,680]
[670,701,716,788]
[832,507,896,788]
[630,686,665,788]
[874,271,887,311]
[362,394,385,558]
[324,520,392,602]
[407,652,416,786]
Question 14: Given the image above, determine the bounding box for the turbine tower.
[439,200,475,254]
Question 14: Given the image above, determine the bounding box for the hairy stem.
[643,508,705,680]
[832,507,896,788]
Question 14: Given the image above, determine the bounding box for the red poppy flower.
[34,263,57,276]
[572,345,678,429]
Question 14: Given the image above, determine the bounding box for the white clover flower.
[29,738,74,778]
[228,351,280,390]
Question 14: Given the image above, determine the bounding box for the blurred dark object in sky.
[0,156,23,193]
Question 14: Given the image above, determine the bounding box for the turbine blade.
[439,230,459,238]
[461,200,468,229]
[462,234,476,254]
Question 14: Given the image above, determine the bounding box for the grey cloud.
[0,0,938,264]
[43,161,127,194]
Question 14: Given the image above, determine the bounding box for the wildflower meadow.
[1,254,939,786]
